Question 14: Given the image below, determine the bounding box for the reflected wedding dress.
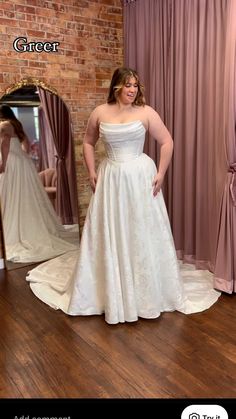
[27,121,220,324]
[0,136,78,263]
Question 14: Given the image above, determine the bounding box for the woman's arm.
[21,135,30,153]
[83,108,100,192]
[146,106,173,196]
[0,137,10,173]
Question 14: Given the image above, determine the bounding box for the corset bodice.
[9,137,24,156]
[99,120,146,162]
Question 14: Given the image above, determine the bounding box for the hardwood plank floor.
[0,265,236,399]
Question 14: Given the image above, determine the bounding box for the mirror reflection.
[0,80,79,270]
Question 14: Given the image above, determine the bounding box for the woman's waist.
[105,149,144,162]
[103,152,155,167]
[107,153,143,163]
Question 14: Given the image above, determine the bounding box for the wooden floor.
[0,265,236,399]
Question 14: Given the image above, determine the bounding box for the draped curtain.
[124,0,236,290]
[214,1,236,292]
[38,105,56,171]
[38,87,79,225]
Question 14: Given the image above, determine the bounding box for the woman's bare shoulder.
[142,104,159,115]
[88,103,105,117]
[135,105,158,127]
[142,105,163,123]
[0,120,12,128]
[92,103,108,114]
[0,120,15,136]
[90,103,114,124]
[96,103,108,110]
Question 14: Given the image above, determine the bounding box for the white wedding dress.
[0,136,78,263]
[27,121,220,324]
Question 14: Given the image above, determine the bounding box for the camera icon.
[189,414,200,419]
[182,405,228,419]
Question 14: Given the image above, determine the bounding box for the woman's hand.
[152,172,164,197]
[89,172,98,193]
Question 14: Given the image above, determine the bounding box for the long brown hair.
[0,104,26,143]
[107,67,145,106]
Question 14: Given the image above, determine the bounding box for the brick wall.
[0,0,124,258]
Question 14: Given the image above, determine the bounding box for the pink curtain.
[38,106,56,171]
[214,1,236,292]
[124,0,235,287]
[38,88,79,225]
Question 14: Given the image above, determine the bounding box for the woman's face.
[119,76,138,105]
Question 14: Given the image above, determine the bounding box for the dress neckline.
[100,120,141,125]
[100,120,146,130]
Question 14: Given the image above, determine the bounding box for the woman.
[0,116,78,263]
[27,67,220,324]
[0,104,30,153]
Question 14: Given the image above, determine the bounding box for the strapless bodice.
[9,137,24,156]
[99,120,146,162]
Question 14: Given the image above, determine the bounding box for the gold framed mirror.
[0,78,80,270]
